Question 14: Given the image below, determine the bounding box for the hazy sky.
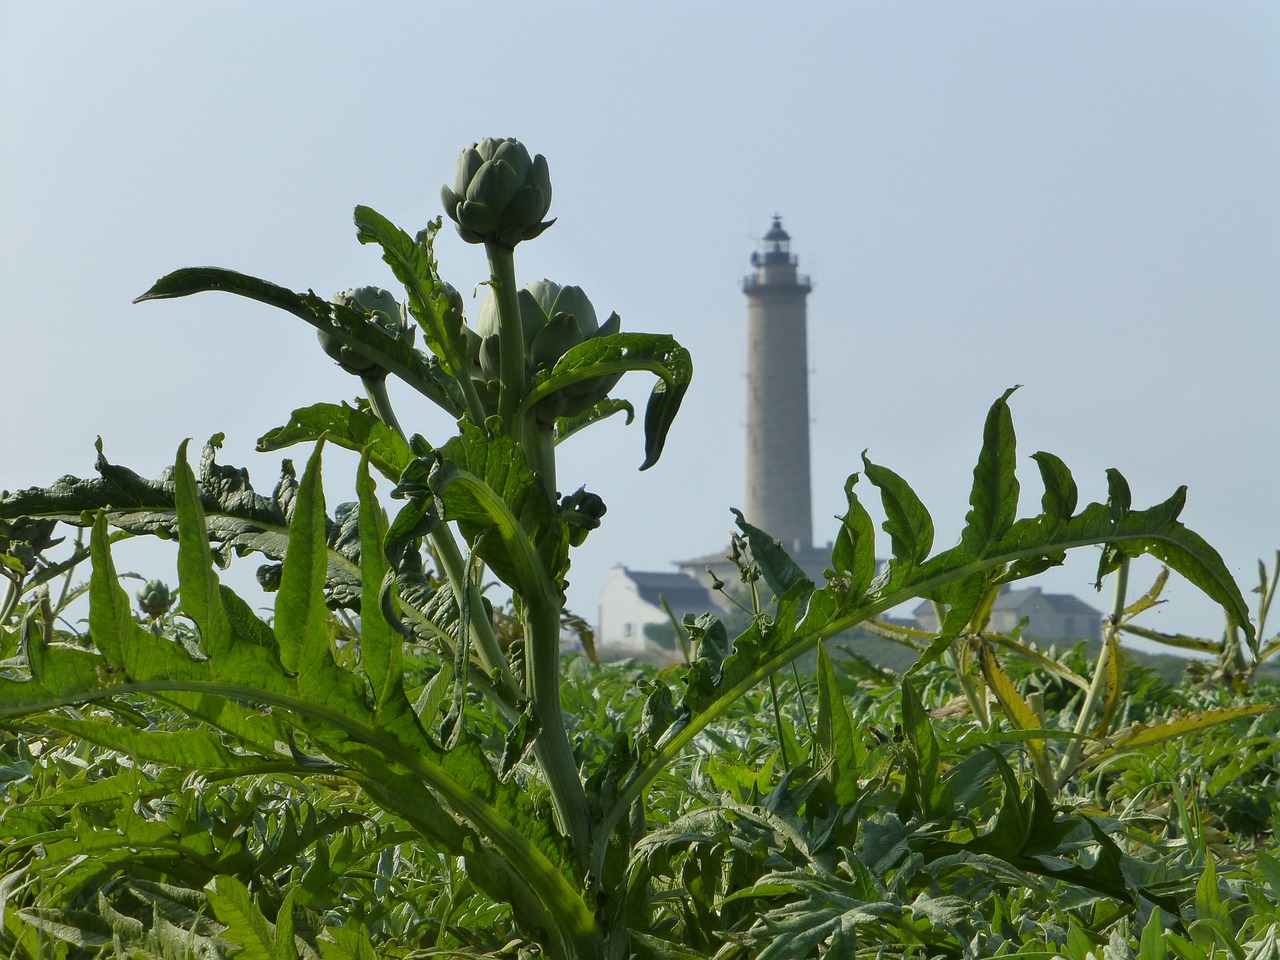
[2,3,1277,644]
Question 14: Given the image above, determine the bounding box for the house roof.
[913,586,1101,619]
[993,587,1100,617]
[620,569,714,613]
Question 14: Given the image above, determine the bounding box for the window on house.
[623,623,633,639]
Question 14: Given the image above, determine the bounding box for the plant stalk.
[524,589,593,871]
[361,374,408,442]
[524,413,559,501]
[430,527,522,703]
[364,371,521,703]
[486,243,527,438]
[1057,557,1129,790]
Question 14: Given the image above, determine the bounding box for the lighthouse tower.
[744,216,813,553]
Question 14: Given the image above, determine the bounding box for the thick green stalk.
[524,586,593,871]
[486,242,526,436]
[524,413,559,500]
[361,375,407,442]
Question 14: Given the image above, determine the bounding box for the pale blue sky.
[2,2,1277,642]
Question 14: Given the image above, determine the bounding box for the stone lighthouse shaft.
[744,217,813,554]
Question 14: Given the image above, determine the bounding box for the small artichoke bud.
[317,286,415,377]
[440,138,554,248]
[136,579,173,619]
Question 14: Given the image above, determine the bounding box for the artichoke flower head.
[318,286,415,377]
[441,138,554,248]
[473,279,622,421]
[136,579,173,619]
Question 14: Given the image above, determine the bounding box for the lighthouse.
[743,216,813,553]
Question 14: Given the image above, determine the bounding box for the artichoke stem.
[486,243,527,437]
[430,526,522,703]
[361,375,407,442]
[525,588,593,870]
[524,413,558,504]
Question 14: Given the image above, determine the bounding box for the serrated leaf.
[831,472,877,595]
[175,439,232,659]
[274,442,366,715]
[352,208,471,379]
[1085,705,1279,767]
[356,455,401,713]
[206,875,278,960]
[135,266,464,416]
[862,453,933,568]
[258,402,413,480]
[732,508,812,600]
[1031,450,1078,524]
[554,397,635,445]
[0,436,363,604]
[520,332,692,470]
[814,645,859,805]
[960,386,1020,557]
[17,907,115,947]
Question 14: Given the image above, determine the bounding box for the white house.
[596,566,716,662]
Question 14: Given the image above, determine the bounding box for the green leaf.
[42,716,248,768]
[432,425,563,597]
[134,266,464,415]
[862,453,933,568]
[732,508,812,600]
[274,442,365,714]
[1031,450,1078,524]
[355,454,403,713]
[814,645,859,805]
[554,397,634,445]
[1139,907,1169,960]
[16,908,115,948]
[830,472,877,595]
[520,332,692,470]
[258,402,413,480]
[898,678,948,821]
[960,386,1020,557]
[0,436,363,604]
[175,439,231,659]
[206,875,279,960]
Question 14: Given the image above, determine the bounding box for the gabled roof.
[992,587,1100,617]
[619,569,713,613]
[914,585,1101,619]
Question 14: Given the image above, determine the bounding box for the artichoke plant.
[316,286,415,378]
[471,279,621,423]
[441,138,554,249]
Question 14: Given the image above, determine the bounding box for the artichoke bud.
[136,579,173,619]
[318,286,414,377]
[529,312,585,371]
[478,334,503,382]
[441,138,554,248]
[474,280,626,420]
